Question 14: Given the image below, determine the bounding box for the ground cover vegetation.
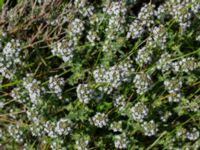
[0,0,200,149]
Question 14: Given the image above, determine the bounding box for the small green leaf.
[0,0,3,9]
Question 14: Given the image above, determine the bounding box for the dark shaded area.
[4,0,18,9]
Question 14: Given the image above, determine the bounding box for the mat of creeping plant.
[0,0,200,149]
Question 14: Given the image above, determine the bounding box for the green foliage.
[0,0,3,8]
[0,0,200,150]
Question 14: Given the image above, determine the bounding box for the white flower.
[51,40,74,63]
[55,118,72,136]
[131,102,149,122]
[114,133,129,149]
[186,128,199,141]
[142,120,158,136]
[48,75,65,99]
[0,102,4,109]
[90,112,109,128]
[23,74,44,105]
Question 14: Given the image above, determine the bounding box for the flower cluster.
[114,133,129,149]
[138,3,155,28]
[43,121,56,138]
[104,1,127,34]
[156,52,172,73]
[131,102,149,122]
[101,1,127,53]
[48,75,65,99]
[51,39,74,62]
[135,46,152,67]
[164,77,182,102]
[113,95,126,115]
[23,74,44,105]
[176,126,200,142]
[11,87,29,104]
[93,61,134,94]
[133,72,152,95]
[79,5,94,17]
[141,120,158,136]
[151,26,168,49]
[49,137,64,150]
[75,136,90,150]
[0,39,22,79]
[172,57,198,73]
[156,0,200,31]
[110,121,123,133]
[186,127,200,141]
[76,84,96,104]
[90,112,109,128]
[86,30,100,46]
[186,99,200,112]
[1,0,200,149]
[55,118,72,136]
[69,18,85,43]
[127,20,144,39]
[8,124,24,143]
